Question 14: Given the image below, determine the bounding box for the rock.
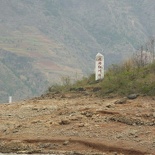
[153,112,155,118]
[116,134,122,139]
[59,119,70,125]
[12,130,19,133]
[17,151,29,154]
[85,112,93,117]
[2,129,7,133]
[152,97,155,100]
[70,115,83,121]
[70,88,77,91]
[38,143,52,148]
[114,98,127,104]
[81,111,93,117]
[77,123,85,127]
[31,120,41,124]
[63,140,69,145]
[106,105,111,108]
[69,151,84,155]
[128,129,138,136]
[60,94,66,98]
[106,104,114,108]
[92,87,101,92]
[70,87,85,91]
[77,87,85,91]
[127,94,138,99]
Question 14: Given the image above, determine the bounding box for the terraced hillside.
[0,0,154,102]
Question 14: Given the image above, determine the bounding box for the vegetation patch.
[46,57,155,98]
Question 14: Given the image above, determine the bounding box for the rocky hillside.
[0,49,48,103]
[0,0,154,102]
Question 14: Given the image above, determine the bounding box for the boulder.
[127,94,138,100]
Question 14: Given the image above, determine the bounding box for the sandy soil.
[0,92,155,155]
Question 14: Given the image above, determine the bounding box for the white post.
[9,96,12,103]
[95,53,104,80]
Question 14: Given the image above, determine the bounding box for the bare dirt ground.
[0,92,155,155]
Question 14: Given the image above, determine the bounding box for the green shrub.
[100,60,155,96]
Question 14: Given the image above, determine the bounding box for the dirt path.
[0,93,155,154]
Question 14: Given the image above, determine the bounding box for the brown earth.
[0,92,155,155]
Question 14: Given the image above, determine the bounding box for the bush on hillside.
[100,59,155,96]
[47,57,155,96]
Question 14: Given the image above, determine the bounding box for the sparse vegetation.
[47,58,155,97]
[100,60,155,96]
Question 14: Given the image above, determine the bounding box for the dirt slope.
[0,92,155,155]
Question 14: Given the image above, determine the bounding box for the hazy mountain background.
[0,0,154,103]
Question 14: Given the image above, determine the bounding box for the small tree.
[133,48,153,68]
[61,76,71,87]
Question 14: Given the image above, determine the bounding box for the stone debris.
[127,94,139,100]
[63,140,70,145]
[0,94,155,154]
[59,119,70,125]
[114,98,127,104]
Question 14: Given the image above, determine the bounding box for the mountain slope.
[0,49,48,103]
[0,0,154,102]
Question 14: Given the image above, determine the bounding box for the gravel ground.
[0,92,155,155]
